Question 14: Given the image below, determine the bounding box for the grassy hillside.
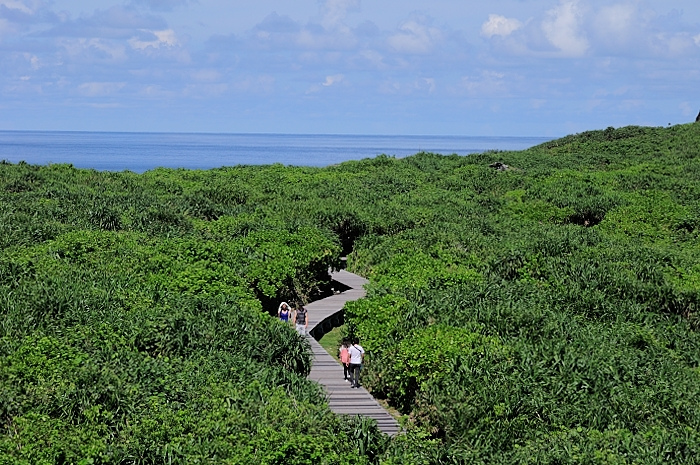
[1,123,698,464]
[343,124,700,463]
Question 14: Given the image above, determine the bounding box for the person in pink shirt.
[339,339,351,382]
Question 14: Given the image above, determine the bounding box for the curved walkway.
[305,270,400,436]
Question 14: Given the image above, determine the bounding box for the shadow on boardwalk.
[305,270,400,437]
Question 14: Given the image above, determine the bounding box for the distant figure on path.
[278,302,291,323]
[339,339,351,382]
[293,305,308,336]
[348,338,365,388]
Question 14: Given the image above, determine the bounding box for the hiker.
[339,339,351,382]
[278,302,291,323]
[293,305,308,336]
[347,338,365,388]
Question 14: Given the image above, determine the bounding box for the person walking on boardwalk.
[339,339,351,382]
[348,338,365,388]
[278,302,291,323]
[293,305,308,336]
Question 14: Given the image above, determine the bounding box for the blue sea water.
[0,131,553,173]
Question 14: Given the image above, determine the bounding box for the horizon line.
[0,128,557,139]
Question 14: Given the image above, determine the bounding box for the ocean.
[0,131,553,173]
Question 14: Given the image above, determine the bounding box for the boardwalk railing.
[304,270,400,436]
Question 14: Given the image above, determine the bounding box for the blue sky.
[1,0,699,136]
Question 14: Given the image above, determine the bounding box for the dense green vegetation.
[1,123,699,464]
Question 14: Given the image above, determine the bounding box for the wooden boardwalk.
[305,270,400,436]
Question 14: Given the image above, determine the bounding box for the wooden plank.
[304,270,400,437]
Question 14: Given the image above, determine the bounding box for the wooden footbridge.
[305,269,400,436]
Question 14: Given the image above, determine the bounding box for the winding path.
[305,269,400,436]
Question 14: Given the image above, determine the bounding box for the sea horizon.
[0,130,555,173]
[0,128,554,137]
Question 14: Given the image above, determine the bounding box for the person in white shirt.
[347,338,365,388]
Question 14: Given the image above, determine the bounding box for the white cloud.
[138,85,171,97]
[4,0,700,135]
[23,52,40,70]
[377,77,437,96]
[542,0,589,57]
[307,73,345,94]
[649,32,698,57]
[254,13,300,35]
[277,0,360,51]
[129,29,178,50]
[589,3,659,55]
[321,0,360,30]
[594,3,636,39]
[0,0,28,39]
[388,19,442,54]
[322,74,344,86]
[295,27,357,50]
[0,0,35,14]
[480,1,700,59]
[130,0,191,12]
[458,70,509,97]
[77,81,126,97]
[481,14,522,38]
[358,49,386,69]
[59,38,128,62]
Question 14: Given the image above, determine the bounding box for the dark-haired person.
[293,305,308,336]
[278,301,291,323]
[339,339,351,382]
[347,338,365,388]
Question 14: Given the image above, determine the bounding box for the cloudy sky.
[1,0,699,136]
